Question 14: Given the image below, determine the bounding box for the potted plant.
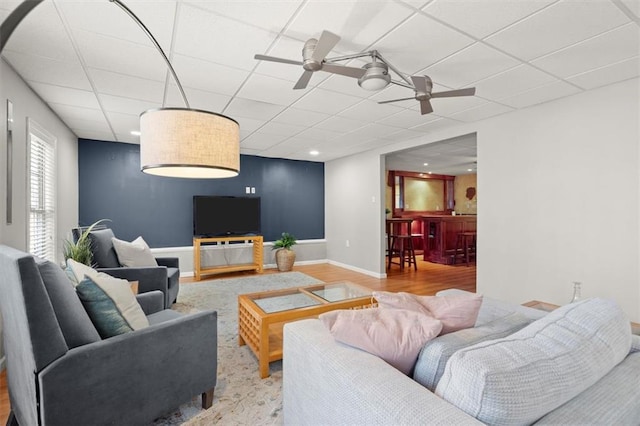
[272,232,297,272]
[62,219,109,266]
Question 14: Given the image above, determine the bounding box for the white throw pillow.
[111,236,158,267]
[66,259,149,338]
[435,298,632,426]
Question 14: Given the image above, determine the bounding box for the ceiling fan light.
[358,62,391,91]
[140,108,240,178]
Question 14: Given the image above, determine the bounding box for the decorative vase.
[275,248,296,272]
[570,281,582,303]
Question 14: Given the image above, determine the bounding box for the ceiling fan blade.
[293,70,314,90]
[378,97,416,104]
[420,99,434,115]
[254,54,303,66]
[322,63,366,79]
[431,87,476,98]
[311,30,340,62]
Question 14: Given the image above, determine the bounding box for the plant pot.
[275,248,296,272]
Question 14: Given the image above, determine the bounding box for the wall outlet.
[345,240,350,248]
[251,187,256,194]
[245,186,250,194]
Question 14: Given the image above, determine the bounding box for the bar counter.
[421,215,477,264]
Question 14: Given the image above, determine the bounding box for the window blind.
[28,130,56,262]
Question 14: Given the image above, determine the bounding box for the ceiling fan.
[378,76,476,115]
[254,30,366,90]
[254,30,476,115]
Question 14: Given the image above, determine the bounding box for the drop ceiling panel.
[286,1,415,52]
[74,30,167,81]
[224,97,285,121]
[50,102,107,124]
[105,111,139,132]
[422,42,521,88]
[621,0,640,18]
[485,0,631,61]
[259,121,306,137]
[28,82,100,110]
[4,2,78,62]
[567,57,640,90]
[422,0,554,39]
[314,116,367,133]
[99,94,158,115]
[373,14,475,73]
[236,74,310,106]
[531,24,640,78]
[499,80,582,109]
[296,127,342,142]
[164,86,231,113]
[75,129,117,142]
[3,51,92,90]
[378,109,433,129]
[241,131,289,150]
[410,117,461,133]
[58,1,177,50]
[236,117,264,139]
[340,100,404,122]
[473,64,557,100]
[89,69,165,103]
[291,88,362,114]
[175,4,275,71]
[272,108,330,127]
[172,54,249,96]
[450,101,514,123]
[182,0,302,34]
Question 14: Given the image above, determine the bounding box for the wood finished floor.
[0,259,475,422]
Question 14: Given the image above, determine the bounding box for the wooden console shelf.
[193,235,264,280]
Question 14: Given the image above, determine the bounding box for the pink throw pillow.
[373,291,483,335]
[319,308,442,374]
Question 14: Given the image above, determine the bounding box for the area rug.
[152,272,322,426]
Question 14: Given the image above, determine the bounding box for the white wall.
[325,150,386,278]
[0,58,79,370]
[0,59,78,257]
[325,78,640,322]
[476,78,639,320]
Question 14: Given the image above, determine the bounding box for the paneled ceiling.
[1,0,639,173]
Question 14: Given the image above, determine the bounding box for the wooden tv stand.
[193,235,264,280]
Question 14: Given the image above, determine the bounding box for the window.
[28,120,56,262]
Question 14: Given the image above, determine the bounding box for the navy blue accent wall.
[78,139,324,247]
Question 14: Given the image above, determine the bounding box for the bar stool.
[389,234,417,270]
[455,231,476,266]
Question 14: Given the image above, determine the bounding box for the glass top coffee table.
[238,281,374,378]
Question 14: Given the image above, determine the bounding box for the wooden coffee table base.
[238,283,375,378]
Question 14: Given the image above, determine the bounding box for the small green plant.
[62,219,110,266]
[385,208,391,215]
[272,232,297,251]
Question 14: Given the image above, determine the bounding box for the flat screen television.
[193,196,261,237]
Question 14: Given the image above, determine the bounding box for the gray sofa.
[0,244,217,426]
[283,289,640,425]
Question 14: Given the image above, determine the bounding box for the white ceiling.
[2,0,639,172]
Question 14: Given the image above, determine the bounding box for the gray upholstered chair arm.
[38,310,218,426]
[97,266,169,295]
[155,257,179,268]
[136,291,164,315]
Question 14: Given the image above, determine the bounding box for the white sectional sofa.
[283,290,640,425]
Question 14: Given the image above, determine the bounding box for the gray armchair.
[0,244,217,426]
[72,227,179,308]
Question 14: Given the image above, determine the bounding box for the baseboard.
[181,259,330,277]
[327,260,386,279]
